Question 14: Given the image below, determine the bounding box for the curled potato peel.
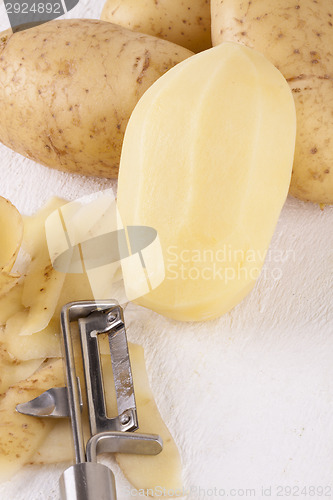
[0,197,23,299]
[0,197,182,494]
[0,197,23,274]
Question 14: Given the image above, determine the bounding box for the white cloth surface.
[0,1,332,499]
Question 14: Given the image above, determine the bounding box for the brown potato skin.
[211,0,333,204]
[101,0,211,53]
[0,20,193,178]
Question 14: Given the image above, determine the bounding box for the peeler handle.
[59,462,117,500]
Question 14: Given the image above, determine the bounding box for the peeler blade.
[78,305,138,435]
[16,387,73,418]
[108,315,137,423]
[15,300,163,500]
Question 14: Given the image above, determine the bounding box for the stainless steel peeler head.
[16,300,163,500]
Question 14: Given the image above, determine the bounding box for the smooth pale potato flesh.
[0,20,193,178]
[117,42,296,321]
[211,0,333,204]
[101,0,211,53]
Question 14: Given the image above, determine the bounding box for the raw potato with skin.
[0,20,193,178]
[211,0,333,204]
[101,0,211,53]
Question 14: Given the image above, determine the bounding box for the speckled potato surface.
[101,0,211,53]
[0,19,193,178]
[211,0,333,204]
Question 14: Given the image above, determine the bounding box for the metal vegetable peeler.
[16,300,163,500]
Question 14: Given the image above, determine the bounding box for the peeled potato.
[117,42,296,321]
